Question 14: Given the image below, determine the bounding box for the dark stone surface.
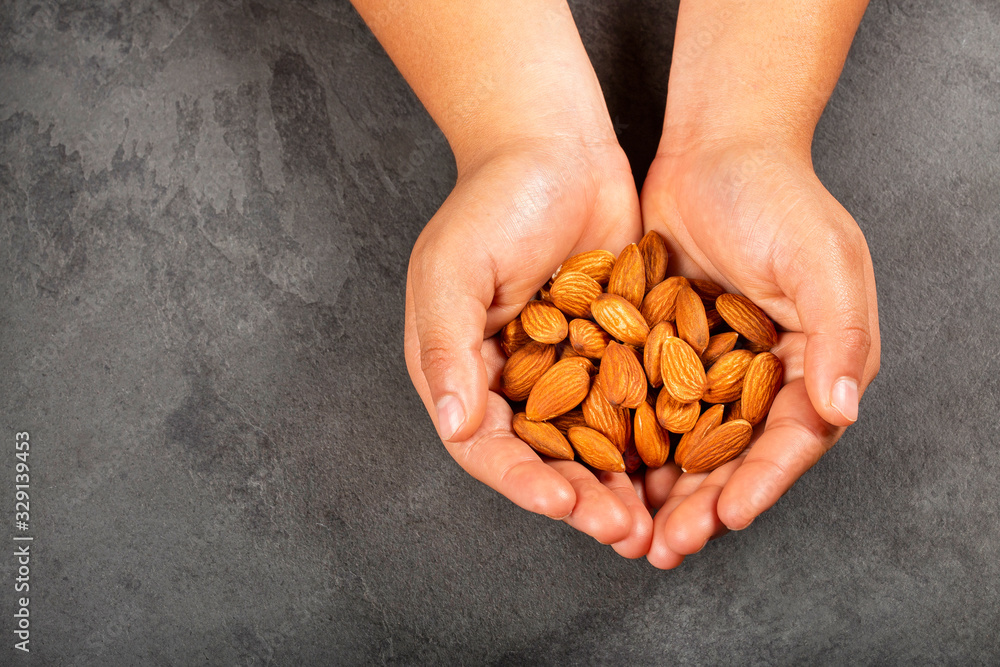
[1,0,998,663]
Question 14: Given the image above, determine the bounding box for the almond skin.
[623,439,644,474]
[591,293,650,347]
[741,352,784,425]
[689,279,726,304]
[660,336,707,403]
[567,426,626,472]
[726,400,744,423]
[550,271,603,318]
[599,341,648,409]
[677,403,725,456]
[526,357,592,421]
[643,321,675,388]
[558,354,597,376]
[640,276,689,327]
[550,409,588,434]
[582,376,632,452]
[521,300,569,344]
[705,308,724,331]
[634,401,671,468]
[556,249,616,285]
[700,331,739,367]
[715,293,778,350]
[637,230,669,289]
[569,319,613,359]
[512,413,575,460]
[675,285,710,356]
[608,243,646,309]
[501,341,556,401]
[704,349,755,403]
[675,419,753,473]
[501,317,532,357]
[655,389,700,434]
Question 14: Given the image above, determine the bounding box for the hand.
[403,138,655,556]
[640,141,881,569]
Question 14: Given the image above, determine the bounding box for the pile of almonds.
[498,231,784,474]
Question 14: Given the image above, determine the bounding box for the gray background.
[1,0,998,664]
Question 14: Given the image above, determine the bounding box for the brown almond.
[501,341,556,401]
[675,285,710,356]
[550,409,587,434]
[501,318,532,357]
[704,349,755,403]
[690,279,726,304]
[715,293,778,350]
[550,271,603,318]
[640,276,689,327]
[676,404,725,457]
[556,249,616,285]
[655,389,700,434]
[568,319,613,359]
[582,376,631,452]
[608,243,646,309]
[521,300,568,344]
[705,308,724,331]
[660,337,707,403]
[634,401,671,468]
[525,358,592,421]
[512,413,575,460]
[725,400,744,423]
[675,419,753,474]
[591,294,650,347]
[599,341,648,409]
[567,426,626,472]
[741,352,784,426]
[700,331,739,367]
[623,439,643,474]
[558,354,597,376]
[637,230,669,289]
[643,321,675,388]
[558,343,581,360]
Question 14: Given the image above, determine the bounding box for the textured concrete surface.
[2,0,999,663]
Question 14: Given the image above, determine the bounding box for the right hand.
[403,137,654,557]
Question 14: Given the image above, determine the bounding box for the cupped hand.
[403,138,654,556]
[640,142,881,569]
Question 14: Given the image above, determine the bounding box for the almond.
[660,336,707,403]
[550,271,603,318]
[512,413,575,460]
[599,341,648,409]
[637,230,669,289]
[689,279,726,304]
[655,389,700,434]
[675,285,710,356]
[521,300,568,344]
[700,331,739,367]
[705,308,724,331]
[568,319,613,359]
[591,293,650,347]
[740,352,784,426]
[640,276,689,327]
[643,321,675,388]
[623,439,643,474]
[676,403,725,456]
[556,249,616,285]
[608,243,646,309]
[525,357,592,421]
[501,317,532,357]
[704,349,755,403]
[725,400,744,423]
[675,419,753,473]
[567,426,626,472]
[715,293,778,350]
[582,376,632,452]
[634,401,671,467]
[501,341,556,401]
[550,409,588,434]
[558,354,597,376]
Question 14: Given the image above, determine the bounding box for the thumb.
[785,223,875,427]
[406,235,495,443]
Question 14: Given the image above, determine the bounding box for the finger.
[598,472,654,558]
[406,239,494,442]
[779,217,875,426]
[658,459,741,555]
[644,463,682,511]
[716,379,842,530]
[548,461,633,545]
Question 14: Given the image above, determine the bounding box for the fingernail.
[436,394,465,441]
[831,377,859,423]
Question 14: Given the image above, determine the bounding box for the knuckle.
[839,324,873,361]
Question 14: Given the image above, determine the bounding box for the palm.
[640,148,880,568]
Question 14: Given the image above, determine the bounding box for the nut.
[555,249,616,285]
[599,341,647,409]
[550,271,603,318]
[513,413,575,460]
[703,349,755,404]
[591,293,650,347]
[634,401,670,468]
[608,243,646,309]
[715,293,778,350]
[740,352,784,425]
[525,357,592,421]
[660,336,707,403]
[638,230,669,289]
[568,318,613,359]
[567,426,626,472]
[675,419,753,474]
[501,341,556,401]
[521,300,568,344]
